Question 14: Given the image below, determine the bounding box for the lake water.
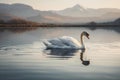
[0,27,120,80]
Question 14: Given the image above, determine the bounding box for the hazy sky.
[0,0,120,10]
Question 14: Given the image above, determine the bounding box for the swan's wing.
[43,38,66,48]
[43,36,80,49]
[48,38,65,46]
[60,36,81,47]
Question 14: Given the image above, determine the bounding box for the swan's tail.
[43,41,48,46]
[43,42,47,46]
[42,40,52,49]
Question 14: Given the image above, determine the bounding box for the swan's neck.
[80,34,85,49]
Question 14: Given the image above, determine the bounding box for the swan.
[43,31,89,50]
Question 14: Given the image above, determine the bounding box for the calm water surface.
[0,27,120,80]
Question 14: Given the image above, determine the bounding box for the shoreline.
[0,24,120,28]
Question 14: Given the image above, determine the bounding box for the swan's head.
[82,31,89,39]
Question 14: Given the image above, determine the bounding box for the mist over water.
[0,27,120,80]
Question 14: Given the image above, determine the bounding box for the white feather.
[43,36,81,49]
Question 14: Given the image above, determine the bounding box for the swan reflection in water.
[44,49,90,66]
[43,31,90,65]
[80,49,90,66]
[44,48,78,58]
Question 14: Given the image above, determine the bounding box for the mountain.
[27,11,120,23]
[0,3,64,23]
[1,3,120,23]
[27,11,66,23]
[0,13,19,21]
[0,3,39,18]
[54,4,120,17]
[102,18,120,25]
[114,18,120,24]
[53,4,88,17]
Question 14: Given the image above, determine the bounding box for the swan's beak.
[87,35,89,39]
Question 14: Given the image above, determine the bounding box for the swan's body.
[43,31,89,49]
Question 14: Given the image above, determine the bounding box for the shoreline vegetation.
[0,24,120,28]
[0,24,119,34]
[0,18,120,28]
[0,24,119,33]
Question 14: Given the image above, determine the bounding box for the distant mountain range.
[53,4,120,17]
[0,3,39,18]
[0,3,120,23]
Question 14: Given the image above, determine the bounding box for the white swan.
[43,31,89,50]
